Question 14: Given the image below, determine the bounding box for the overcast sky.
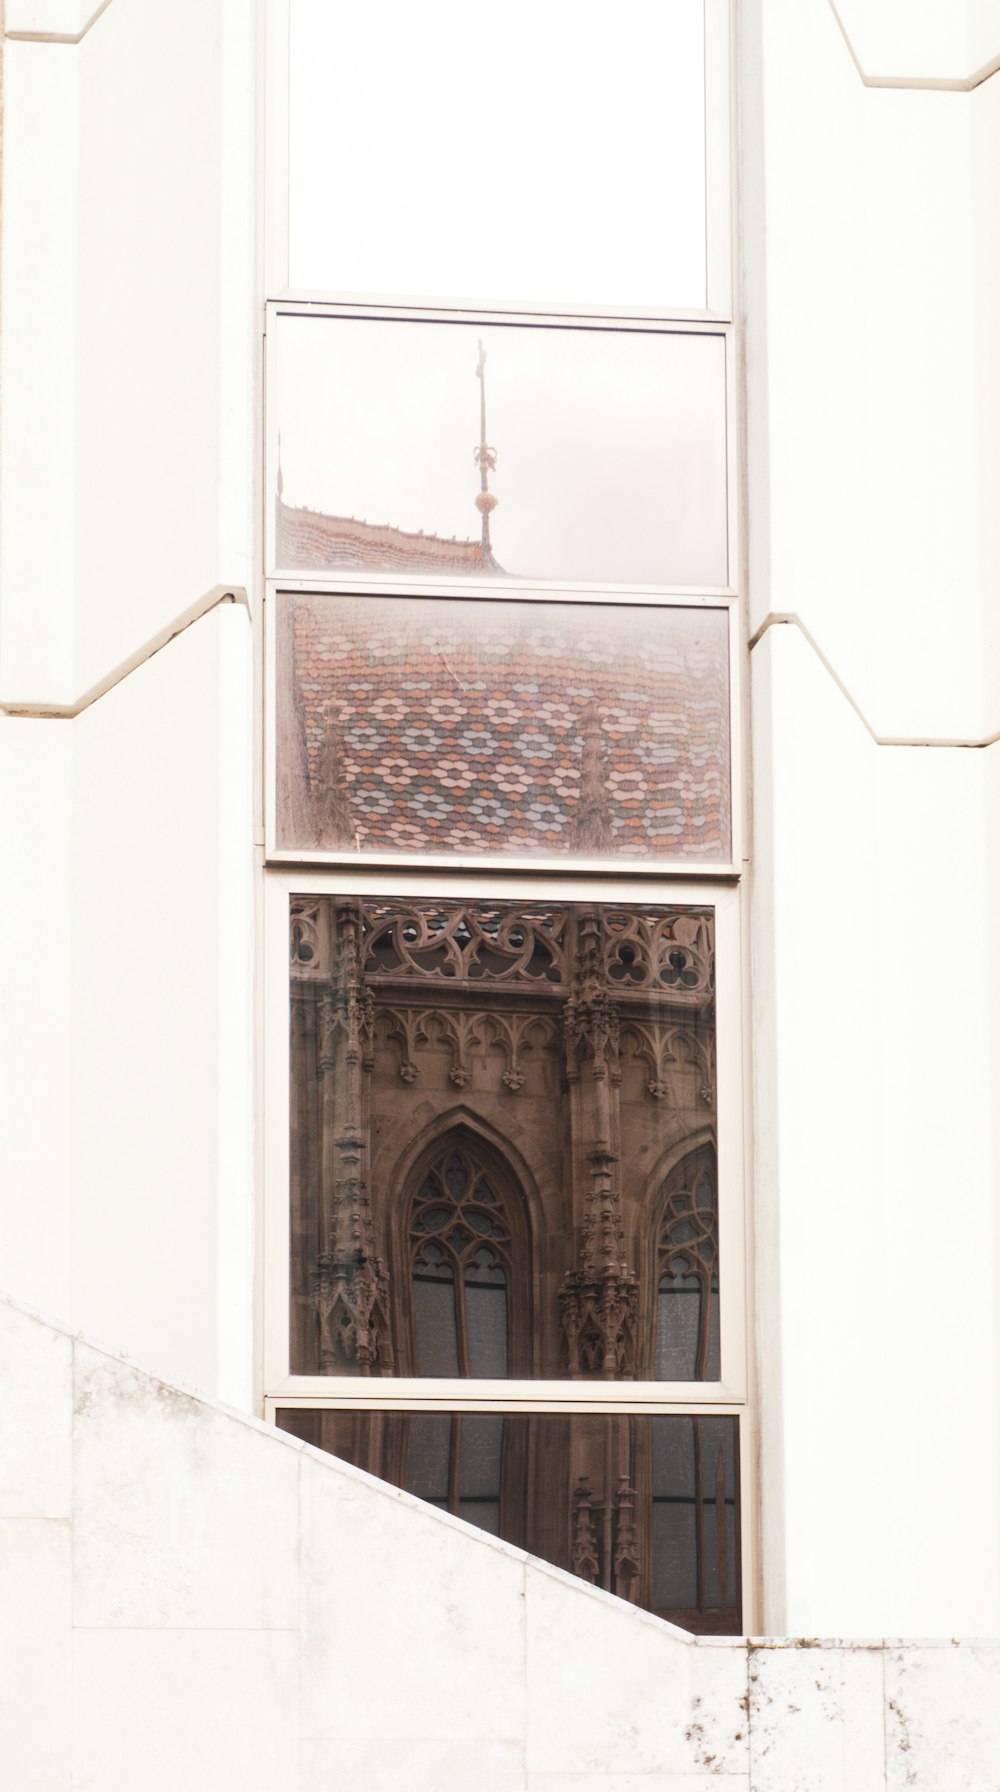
[287,0,707,311]
[276,314,728,586]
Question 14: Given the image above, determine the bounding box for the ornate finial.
[570,705,614,853]
[474,339,499,555]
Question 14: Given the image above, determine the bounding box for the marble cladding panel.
[525,1562,749,1777]
[0,1297,72,1517]
[528,1780,750,1791]
[747,1642,886,1791]
[0,1517,72,1792]
[4,1299,1000,1789]
[884,1643,1000,1791]
[302,1737,527,1792]
[72,1628,300,1792]
[299,1447,527,1743]
[72,1341,300,1630]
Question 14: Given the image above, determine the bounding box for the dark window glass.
[651,1414,738,1624]
[411,1147,511,1379]
[411,1250,460,1378]
[403,1412,505,1535]
[404,1412,452,1509]
[655,1160,720,1381]
[288,898,718,1384]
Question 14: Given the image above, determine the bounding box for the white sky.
[276,314,728,586]
[287,0,707,310]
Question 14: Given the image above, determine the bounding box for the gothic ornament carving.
[604,909,714,1001]
[568,704,614,853]
[659,1171,718,1289]
[362,902,568,984]
[381,1005,556,1093]
[385,1009,428,1083]
[563,910,622,1086]
[612,1473,641,1593]
[290,897,330,980]
[559,1261,639,1378]
[560,1143,639,1378]
[619,1020,715,1106]
[313,1244,391,1374]
[571,1476,601,1583]
[303,902,392,1374]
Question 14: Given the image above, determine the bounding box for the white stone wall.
[4,0,1000,1650]
[0,0,256,1403]
[745,0,1000,1634]
[2,1289,998,1792]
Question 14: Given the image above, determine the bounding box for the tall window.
[263,0,748,1635]
[409,1142,512,1379]
[655,1149,720,1382]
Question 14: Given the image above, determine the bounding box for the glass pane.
[273,314,728,587]
[464,1271,509,1380]
[652,1412,696,1499]
[655,1282,720,1381]
[457,1415,504,1499]
[656,1275,703,1380]
[458,1499,500,1536]
[413,1260,460,1377]
[274,593,731,864]
[652,1497,697,1610]
[404,1413,452,1502]
[287,0,708,311]
[650,1415,739,1627]
[281,1408,742,1635]
[655,1158,720,1379]
[289,897,718,1381]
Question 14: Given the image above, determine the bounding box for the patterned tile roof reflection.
[281,595,731,861]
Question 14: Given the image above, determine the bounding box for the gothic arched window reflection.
[655,1150,720,1381]
[409,1143,513,1379]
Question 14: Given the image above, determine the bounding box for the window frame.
[257,0,754,1630]
[263,868,747,1407]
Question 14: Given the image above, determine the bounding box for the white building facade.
[2,0,1000,1782]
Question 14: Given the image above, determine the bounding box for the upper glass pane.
[287,0,708,311]
[274,592,731,864]
[272,314,728,588]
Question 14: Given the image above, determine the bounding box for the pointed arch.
[385,1111,535,1377]
[639,1138,719,1381]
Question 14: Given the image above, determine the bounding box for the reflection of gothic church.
[276,338,506,576]
[276,494,500,576]
[283,896,737,1633]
